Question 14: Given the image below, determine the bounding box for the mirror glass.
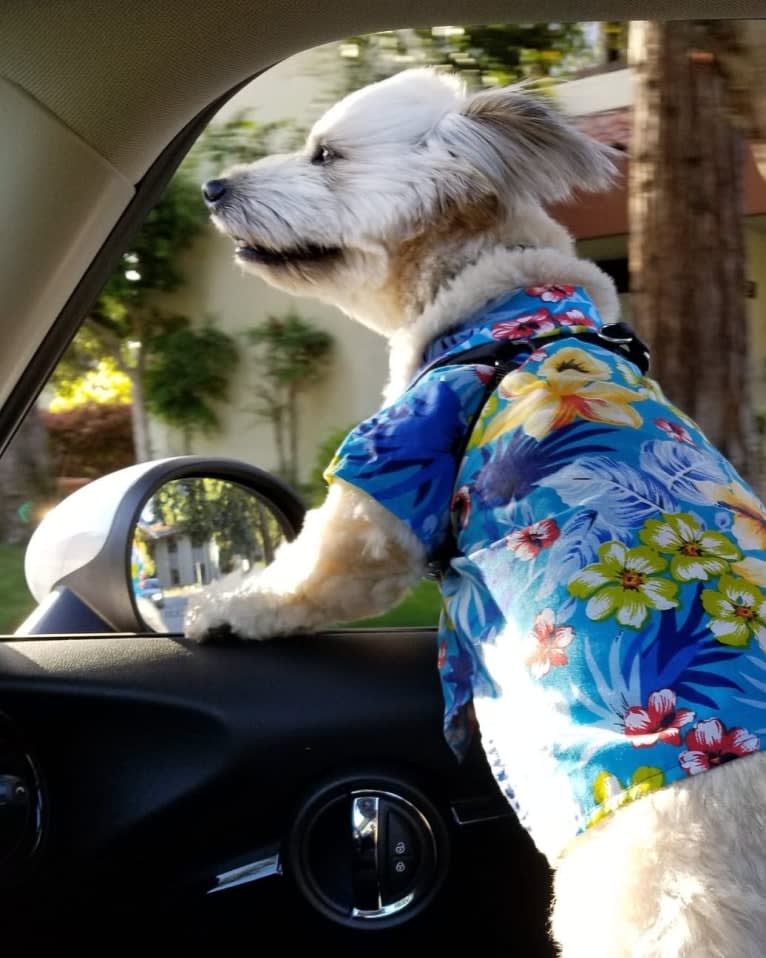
[130,477,292,632]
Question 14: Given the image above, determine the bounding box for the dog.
[189,68,766,957]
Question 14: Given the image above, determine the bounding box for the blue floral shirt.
[326,285,766,857]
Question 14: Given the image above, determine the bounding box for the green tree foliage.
[144,478,287,573]
[245,312,334,488]
[306,424,353,507]
[144,321,240,452]
[51,172,211,460]
[334,23,594,96]
[188,113,297,171]
[100,173,209,312]
[50,116,289,460]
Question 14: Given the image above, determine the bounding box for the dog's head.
[204,69,616,334]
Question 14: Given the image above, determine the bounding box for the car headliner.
[0,0,761,451]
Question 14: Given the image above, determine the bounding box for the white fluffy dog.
[189,69,766,957]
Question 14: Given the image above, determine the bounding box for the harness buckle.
[594,323,650,374]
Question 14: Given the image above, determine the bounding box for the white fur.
[384,243,621,401]
[193,68,765,956]
[551,750,766,958]
[207,68,615,338]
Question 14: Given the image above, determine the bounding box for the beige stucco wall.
[553,66,633,115]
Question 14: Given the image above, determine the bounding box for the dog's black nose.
[202,179,227,204]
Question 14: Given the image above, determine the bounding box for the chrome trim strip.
[208,850,282,894]
[351,892,415,920]
[351,793,381,909]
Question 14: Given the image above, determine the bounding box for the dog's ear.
[437,88,618,203]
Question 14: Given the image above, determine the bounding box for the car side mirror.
[17,457,305,635]
[131,476,297,633]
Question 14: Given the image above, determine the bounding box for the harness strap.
[415,322,649,387]
[420,322,651,579]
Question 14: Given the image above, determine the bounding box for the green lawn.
[344,579,442,628]
[0,543,35,634]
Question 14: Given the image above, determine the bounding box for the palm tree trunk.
[629,21,753,480]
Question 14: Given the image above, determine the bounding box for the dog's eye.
[311,144,335,165]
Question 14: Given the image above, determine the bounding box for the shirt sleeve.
[324,365,491,558]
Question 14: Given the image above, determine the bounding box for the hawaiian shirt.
[326,284,766,858]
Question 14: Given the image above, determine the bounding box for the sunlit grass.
[344,578,441,628]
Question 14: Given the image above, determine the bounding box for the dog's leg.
[185,478,427,641]
[550,750,766,958]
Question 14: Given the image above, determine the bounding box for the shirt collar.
[420,285,605,371]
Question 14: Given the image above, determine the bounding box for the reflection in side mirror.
[131,477,291,632]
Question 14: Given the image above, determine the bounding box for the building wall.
[554,66,633,115]
[155,535,219,587]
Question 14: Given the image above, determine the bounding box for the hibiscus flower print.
[699,480,766,552]
[731,556,766,588]
[451,486,472,530]
[506,518,560,559]
[679,717,759,775]
[491,308,557,341]
[525,284,575,302]
[654,417,695,445]
[638,513,742,582]
[560,308,598,329]
[569,541,679,629]
[437,640,448,671]
[481,346,645,443]
[524,608,574,678]
[701,574,766,648]
[622,689,695,748]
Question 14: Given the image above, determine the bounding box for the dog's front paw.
[183,580,284,643]
[196,621,242,646]
[183,565,320,642]
[184,592,249,643]
[183,568,264,643]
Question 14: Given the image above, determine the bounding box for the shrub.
[41,403,135,479]
[305,424,353,506]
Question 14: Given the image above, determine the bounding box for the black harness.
[414,321,649,386]
[417,321,651,578]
